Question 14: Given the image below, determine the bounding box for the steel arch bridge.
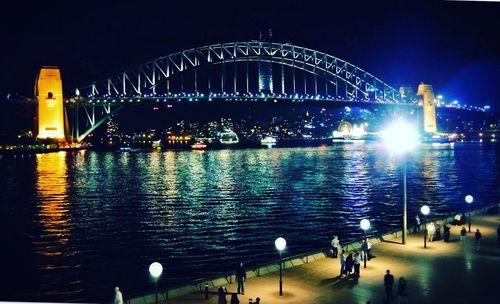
[67,41,411,142]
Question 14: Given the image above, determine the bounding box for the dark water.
[1,142,499,302]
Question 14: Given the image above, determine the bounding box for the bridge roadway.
[139,212,499,304]
[64,95,417,107]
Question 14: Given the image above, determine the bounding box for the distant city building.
[105,116,121,144]
[399,85,416,102]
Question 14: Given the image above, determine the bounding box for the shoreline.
[2,138,492,156]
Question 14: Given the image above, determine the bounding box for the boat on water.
[191,141,207,150]
[119,146,141,152]
[260,135,278,145]
[421,132,456,144]
[152,140,161,149]
[219,130,239,144]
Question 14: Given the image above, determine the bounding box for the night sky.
[1,0,500,108]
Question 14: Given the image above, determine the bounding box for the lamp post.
[382,120,419,245]
[421,205,430,248]
[275,237,286,296]
[465,195,473,232]
[360,219,370,268]
[149,262,163,304]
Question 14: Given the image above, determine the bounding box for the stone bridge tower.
[417,83,437,133]
[35,67,65,141]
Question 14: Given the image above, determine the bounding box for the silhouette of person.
[236,262,246,295]
[218,286,227,304]
[384,269,394,302]
[475,229,482,250]
[230,293,240,304]
[398,277,407,303]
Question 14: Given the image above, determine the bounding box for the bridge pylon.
[417,83,437,133]
[35,67,66,141]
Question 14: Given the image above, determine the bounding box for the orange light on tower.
[36,67,65,141]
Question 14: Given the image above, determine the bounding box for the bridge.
[36,41,435,142]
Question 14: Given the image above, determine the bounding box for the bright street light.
[465,195,474,232]
[149,262,163,304]
[360,219,371,231]
[382,120,419,245]
[275,237,286,296]
[382,121,419,155]
[421,205,430,248]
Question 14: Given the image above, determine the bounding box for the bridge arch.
[75,41,402,103]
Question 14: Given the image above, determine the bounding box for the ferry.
[152,140,161,149]
[191,141,207,150]
[261,135,278,145]
[119,146,141,152]
[219,131,239,145]
[421,132,456,144]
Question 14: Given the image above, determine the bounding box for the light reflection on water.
[0,142,498,302]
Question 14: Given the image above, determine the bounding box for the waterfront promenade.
[152,214,499,304]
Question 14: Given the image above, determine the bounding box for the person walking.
[460,227,467,242]
[367,239,373,260]
[114,287,123,304]
[435,223,441,241]
[230,293,240,304]
[331,235,340,258]
[414,215,421,233]
[235,262,246,295]
[361,238,369,263]
[345,252,353,277]
[384,269,394,302]
[353,250,361,278]
[427,222,436,242]
[443,225,450,243]
[397,277,407,304]
[474,229,482,251]
[340,249,346,277]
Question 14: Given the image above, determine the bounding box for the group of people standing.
[338,249,362,278]
[415,215,444,242]
[415,214,484,248]
[331,235,372,279]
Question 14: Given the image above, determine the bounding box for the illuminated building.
[399,85,416,102]
[35,67,65,141]
[417,83,437,133]
[106,115,120,144]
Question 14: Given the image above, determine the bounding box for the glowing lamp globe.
[360,219,371,231]
[465,195,474,204]
[149,262,163,279]
[420,205,430,216]
[275,237,287,251]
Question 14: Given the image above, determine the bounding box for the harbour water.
[0,142,499,302]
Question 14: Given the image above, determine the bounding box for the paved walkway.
[162,214,499,304]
